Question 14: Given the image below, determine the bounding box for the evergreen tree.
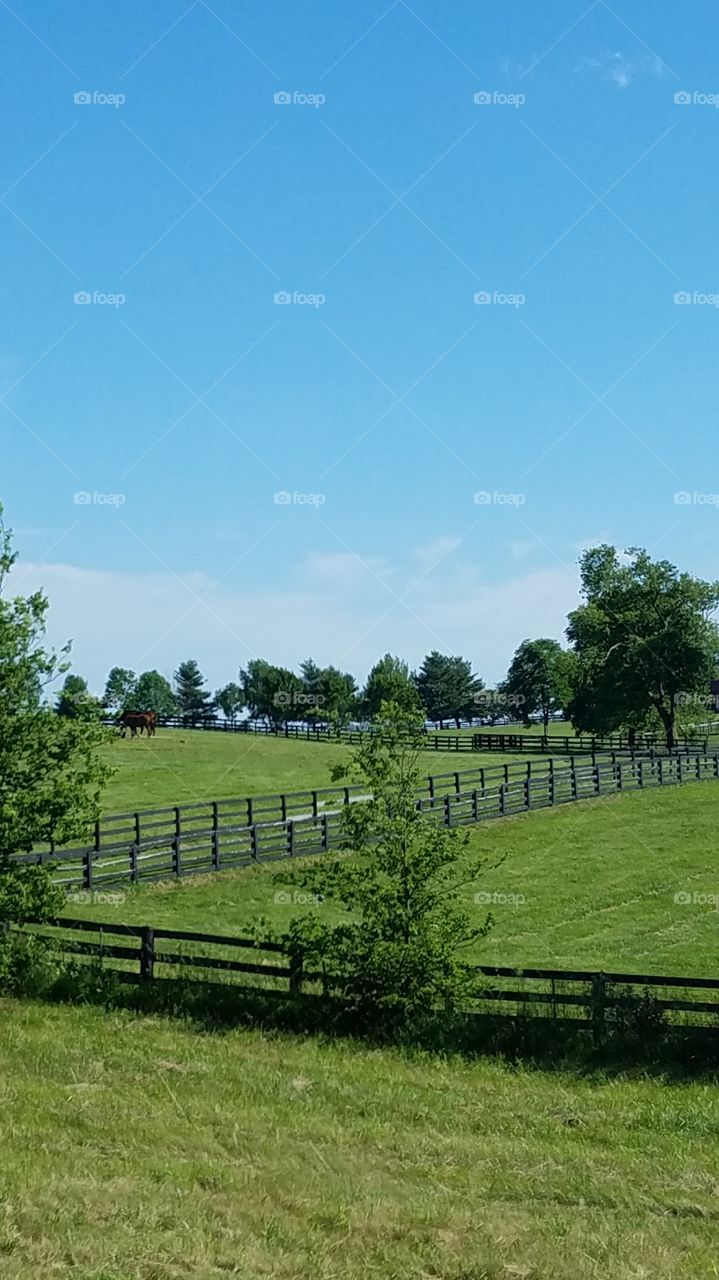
[174,659,213,725]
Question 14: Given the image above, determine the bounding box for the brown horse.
[117,710,156,738]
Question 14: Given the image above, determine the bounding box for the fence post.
[677,754,683,786]
[444,794,452,827]
[549,758,555,806]
[173,807,181,877]
[524,775,531,809]
[288,949,304,996]
[617,760,623,791]
[322,813,329,851]
[472,788,479,821]
[212,800,220,870]
[590,973,606,1046]
[288,820,295,857]
[499,783,506,815]
[658,756,664,787]
[311,790,319,818]
[140,926,155,982]
[570,758,578,800]
[84,845,93,891]
[454,770,461,795]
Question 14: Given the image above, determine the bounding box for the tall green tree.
[55,673,103,720]
[300,659,358,726]
[502,639,574,731]
[174,659,213,725]
[0,507,109,856]
[414,651,484,728]
[567,546,719,749]
[214,681,244,724]
[128,670,177,717]
[361,654,420,721]
[239,660,303,727]
[103,666,137,712]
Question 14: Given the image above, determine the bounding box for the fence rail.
[134,716,709,757]
[20,916,719,1033]
[16,750,719,891]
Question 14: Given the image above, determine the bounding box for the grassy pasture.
[73,781,719,977]
[1,998,717,1280]
[97,729,536,816]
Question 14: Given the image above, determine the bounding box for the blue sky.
[4,0,719,692]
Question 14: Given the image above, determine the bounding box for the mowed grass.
[98,730,351,814]
[98,729,536,816]
[75,781,719,977]
[2,999,718,1280]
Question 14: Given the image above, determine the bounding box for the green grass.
[74,780,719,977]
[99,730,352,813]
[1,998,717,1279]
[97,729,536,816]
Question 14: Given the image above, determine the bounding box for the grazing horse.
[117,710,155,738]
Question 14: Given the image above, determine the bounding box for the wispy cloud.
[577,49,665,89]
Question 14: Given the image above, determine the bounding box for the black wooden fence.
[16,750,719,892]
[20,916,719,1033]
[32,749,681,872]
[139,716,710,757]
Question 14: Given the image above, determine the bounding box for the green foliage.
[174,659,214,724]
[214,681,244,723]
[502,638,574,729]
[361,654,420,721]
[103,666,137,712]
[127,670,177,717]
[283,702,490,1023]
[239,659,303,727]
[301,658,357,725]
[414,650,483,727]
[0,507,110,855]
[55,673,103,720]
[567,546,719,748]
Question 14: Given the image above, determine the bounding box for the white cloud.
[577,50,665,90]
[12,550,581,695]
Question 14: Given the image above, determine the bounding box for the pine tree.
[174,659,213,725]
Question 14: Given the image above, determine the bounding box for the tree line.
[55,544,719,749]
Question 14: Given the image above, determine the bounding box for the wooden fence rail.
[31,746,691,869]
[15,750,719,892]
[130,716,710,758]
[20,916,719,1033]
